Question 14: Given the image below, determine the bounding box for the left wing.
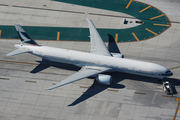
[46,66,111,90]
[86,19,111,56]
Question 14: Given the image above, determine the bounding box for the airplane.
[6,18,173,90]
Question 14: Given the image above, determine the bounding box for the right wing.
[87,19,111,56]
[46,66,111,90]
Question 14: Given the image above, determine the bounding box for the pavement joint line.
[89,13,164,22]
[145,28,158,35]
[153,23,170,26]
[139,5,151,13]
[107,89,118,92]
[134,92,146,95]
[132,32,139,41]
[150,14,165,20]
[12,5,85,14]
[0,78,9,80]
[115,33,118,43]
[25,80,36,83]
[126,0,133,9]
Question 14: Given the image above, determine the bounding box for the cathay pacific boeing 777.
[6,19,173,90]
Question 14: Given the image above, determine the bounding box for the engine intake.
[111,53,124,58]
[96,74,112,85]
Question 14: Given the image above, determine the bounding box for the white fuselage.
[16,44,172,79]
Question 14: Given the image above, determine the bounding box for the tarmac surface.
[0,0,180,120]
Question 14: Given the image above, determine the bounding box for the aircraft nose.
[169,71,173,76]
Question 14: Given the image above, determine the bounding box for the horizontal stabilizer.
[6,48,28,56]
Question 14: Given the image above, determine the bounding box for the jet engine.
[96,74,112,85]
[111,53,124,58]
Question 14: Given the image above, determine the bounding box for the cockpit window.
[165,70,171,73]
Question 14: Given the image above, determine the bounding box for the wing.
[86,18,111,56]
[46,66,111,90]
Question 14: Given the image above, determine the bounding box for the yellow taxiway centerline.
[0,59,38,65]
[80,86,90,89]
[115,33,118,43]
[132,32,139,41]
[57,32,60,41]
[145,28,158,36]
[139,5,151,13]
[25,80,36,83]
[150,14,164,20]
[0,78,9,80]
[162,95,173,98]
[169,66,180,70]
[153,23,170,27]
[174,98,180,120]
[126,0,132,9]
[107,89,118,92]
[134,92,146,95]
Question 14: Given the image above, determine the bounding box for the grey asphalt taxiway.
[0,0,180,120]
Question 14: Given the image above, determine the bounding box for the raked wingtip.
[45,88,51,90]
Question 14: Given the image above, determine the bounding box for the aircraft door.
[155,71,159,75]
[155,70,161,77]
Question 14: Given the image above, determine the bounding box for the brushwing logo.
[19,31,31,42]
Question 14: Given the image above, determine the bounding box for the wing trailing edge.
[46,66,111,90]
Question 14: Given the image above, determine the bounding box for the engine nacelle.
[111,53,124,58]
[96,74,112,85]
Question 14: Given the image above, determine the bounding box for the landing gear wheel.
[158,79,162,83]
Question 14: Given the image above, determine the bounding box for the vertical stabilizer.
[15,24,39,46]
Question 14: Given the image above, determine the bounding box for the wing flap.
[46,66,111,90]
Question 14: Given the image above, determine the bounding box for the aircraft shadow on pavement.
[68,72,180,106]
[108,34,121,53]
[30,58,80,73]
[68,72,126,106]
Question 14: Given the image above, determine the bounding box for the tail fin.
[15,24,39,46]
